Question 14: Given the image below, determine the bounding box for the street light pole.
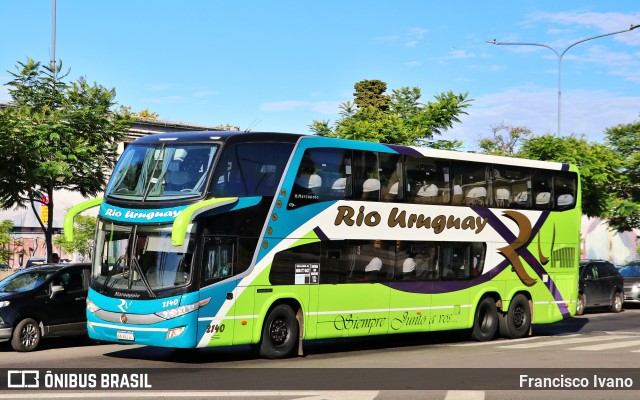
[487,24,639,136]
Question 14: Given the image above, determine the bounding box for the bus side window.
[554,172,577,210]
[532,171,553,209]
[380,153,403,202]
[405,157,450,205]
[441,243,470,279]
[270,242,321,285]
[353,151,380,201]
[287,148,352,209]
[452,161,487,207]
[202,237,235,285]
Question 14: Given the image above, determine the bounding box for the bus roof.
[131,130,305,145]
[131,130,572,171]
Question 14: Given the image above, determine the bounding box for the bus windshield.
[106,143,219,201]
[92,220,195,296]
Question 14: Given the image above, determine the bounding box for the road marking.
[568,339,640,351]
[444,391,485,400]
[496,335,633,349]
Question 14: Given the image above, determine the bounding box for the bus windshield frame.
[106,143,219,201]
[91,219,196,298]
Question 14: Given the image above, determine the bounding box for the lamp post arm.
[486,40,560,57]
[561,25,640,58]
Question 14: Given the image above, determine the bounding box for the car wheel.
[610,292,623,313]
[259,304,299,359]
[471,297,498,341]
[11,318,41,352]
[576,293,586,315]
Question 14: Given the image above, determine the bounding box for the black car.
[577,260,624,315]
[0,263,90,351]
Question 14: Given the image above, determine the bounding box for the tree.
[476,123,531,156]
[53,214,96,261]
[0,220,16,265]
[0,58,133,262]
[603,119,640,231]
[310,79,471,147]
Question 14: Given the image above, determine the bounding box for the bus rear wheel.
[471,297,498,341]
[501,294,531,339]
[259,304,299,359]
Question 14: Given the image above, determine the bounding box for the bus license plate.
[117,330,135,341]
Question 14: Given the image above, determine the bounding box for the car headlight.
[86,299,100,313]
[155,298,210,320]
[0,301,9,308]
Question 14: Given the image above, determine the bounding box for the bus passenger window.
[554,172,577,210]
[492,166,531,208]
[452,162,487,207]
[532,172,553,209]
[441,243,470,279]
[287,148,352,209]
[354,151,380,201]
[405,157,450,205]
[380,153,403,202]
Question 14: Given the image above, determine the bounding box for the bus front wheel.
[471,297,498,341]
[501,294,531,339]
[259,304,299,359]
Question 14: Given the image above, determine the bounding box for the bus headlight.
[0,301,10,308]
[86,299,100,313]
[155,298,210,320]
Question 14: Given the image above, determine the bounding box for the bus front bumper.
[87,315,198,348]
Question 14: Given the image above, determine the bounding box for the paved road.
[1,305,639,399]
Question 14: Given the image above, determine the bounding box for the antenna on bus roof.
[245,119,262,132]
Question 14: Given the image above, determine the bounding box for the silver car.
[620,262,640,304]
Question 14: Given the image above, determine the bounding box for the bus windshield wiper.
[101,256,125,293]
[130,257,156,299]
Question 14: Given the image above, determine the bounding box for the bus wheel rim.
[269,317,288,346]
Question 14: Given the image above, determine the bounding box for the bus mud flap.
[296,308,304,356]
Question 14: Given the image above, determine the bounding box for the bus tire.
[471,297,498,341]
[576,293,586,315]
[259,304,299,359]
[504,294,531,339]
[11,318,41,352]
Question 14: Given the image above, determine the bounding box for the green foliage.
[0,58,134,260]
[310,79,471,148]
[477,124,531,156]
[53,215,96,260]
[353,79,390,111]
[604,120,640,231]
[0,220,15,265]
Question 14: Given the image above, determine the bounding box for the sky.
[1,1,639,150]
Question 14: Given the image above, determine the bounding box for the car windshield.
[0,270,55,292]
[92,220,195,295]
[619,264,640,277]
[106,143,219,201]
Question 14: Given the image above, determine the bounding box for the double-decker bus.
[65,131,580,358]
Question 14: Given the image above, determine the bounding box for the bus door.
[315,240,390,339]
[198,236,237,347]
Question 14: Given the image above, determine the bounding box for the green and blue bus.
[65,131,581,358]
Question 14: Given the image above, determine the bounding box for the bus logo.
[120,314,128,324]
